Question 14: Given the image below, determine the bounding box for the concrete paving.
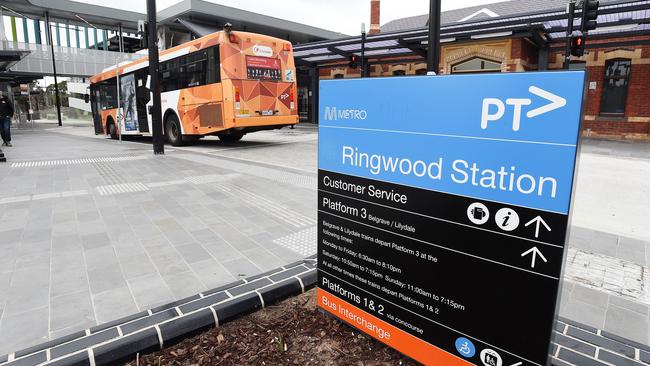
[0,122,649,354]
[0,124,315,354]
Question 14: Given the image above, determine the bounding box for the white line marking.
[320,209,559,280]
[321,168,567,215]
[320,125,576,147]
[320,188,562,249]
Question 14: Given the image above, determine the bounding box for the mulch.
[125,288,419,366]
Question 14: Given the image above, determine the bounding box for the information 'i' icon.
[494,208,520,232]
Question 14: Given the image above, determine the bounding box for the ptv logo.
[480,86,567,132]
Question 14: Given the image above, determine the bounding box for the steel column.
[147,0,164,155]
[34,19,41,44]
[22,17,29,43]
[45,12,62,127]
[427,0,441,74]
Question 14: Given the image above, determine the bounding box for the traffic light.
[349,55,358,69]
[570,35,586,57]
[581,0,599,32]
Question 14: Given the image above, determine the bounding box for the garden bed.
[126,289,418,366]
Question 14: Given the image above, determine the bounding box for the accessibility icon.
[467,202,489,225]
[495,208,520,232]
[455,337,476,358]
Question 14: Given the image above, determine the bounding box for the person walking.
[0,92,14,147]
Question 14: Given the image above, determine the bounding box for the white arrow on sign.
[525,216,552,238]
[526,86,567,118]
[521,246,548,268]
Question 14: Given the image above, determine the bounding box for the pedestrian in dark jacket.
[0,92,14,147]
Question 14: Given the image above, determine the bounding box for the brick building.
[295,0,650,140]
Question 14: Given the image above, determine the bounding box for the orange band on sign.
[317,288,472,366]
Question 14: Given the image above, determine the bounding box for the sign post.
[317,71,586,366]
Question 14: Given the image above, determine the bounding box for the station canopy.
[293,0,650,66]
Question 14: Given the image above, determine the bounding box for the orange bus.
[88,29,298,145]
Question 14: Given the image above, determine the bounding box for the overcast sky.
[78,0,507,36]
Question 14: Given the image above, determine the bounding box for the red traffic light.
[349,55,359,69]
[570,35,586,57]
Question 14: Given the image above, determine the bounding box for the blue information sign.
[319,72,585,214]
[317,71,586,366]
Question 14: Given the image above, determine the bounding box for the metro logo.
[324,107,368,121]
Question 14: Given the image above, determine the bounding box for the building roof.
[158,0,346,43]
[382,0,600,32]
[0,0,344,41]
[294,0,650,66]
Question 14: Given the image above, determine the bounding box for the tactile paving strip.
[10,155,149,168]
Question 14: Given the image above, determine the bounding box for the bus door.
[90,85,103,134]
[134,69,150,133]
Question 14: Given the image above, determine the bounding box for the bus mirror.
[84,94,90,103]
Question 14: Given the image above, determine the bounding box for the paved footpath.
[0,124,317,354]
[0,123,649,357]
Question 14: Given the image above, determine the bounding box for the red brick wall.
[369,0,381,34]
[627,63,650,118]
[548,37,650,140]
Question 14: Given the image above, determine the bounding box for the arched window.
[333,73,344,79]
[451,57,501,74]
[415,68,428,75]
[392,70,406,76]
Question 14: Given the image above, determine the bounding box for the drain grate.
[11,155,148,168]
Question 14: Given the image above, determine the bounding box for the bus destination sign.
[317,71,586,366]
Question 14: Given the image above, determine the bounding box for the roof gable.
[381,0,604,32]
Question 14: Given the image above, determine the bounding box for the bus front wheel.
[165,115,184,146]
[218,133,244,142]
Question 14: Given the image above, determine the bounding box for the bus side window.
[99,80,117,110]
[208,46,220,84]
[161,59,179,92]
[179,51,207,89]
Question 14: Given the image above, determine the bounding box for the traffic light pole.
[147,0,164,155]
[564,1,576,69]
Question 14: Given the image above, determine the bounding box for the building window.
[415,68,428,75]
[333,73,344,79]
[451,57,501,73]
[600,59,631,115]
[392,70,406,76]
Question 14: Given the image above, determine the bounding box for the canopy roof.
[294,0,650,66]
